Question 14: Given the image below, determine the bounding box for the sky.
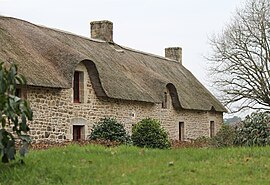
[0,0,247,115]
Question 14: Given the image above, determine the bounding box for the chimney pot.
[165,47,182,64]
[90,20,113,42]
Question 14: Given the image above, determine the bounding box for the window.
[130,112,136,119]
[210,121,215,138]
[162,92,168,109]
[71,118,87,141]
[73,71,84,103]
[179,122,184,141]
[15,88,22,98]
[73,125,85,141]
[15,87,27,99]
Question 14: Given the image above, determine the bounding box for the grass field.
[0,144,270,185]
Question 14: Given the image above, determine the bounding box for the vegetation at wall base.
[210,124,237,147]
[171,137,211,148]
[132,118,170,149]
[29,140,121,150]
[88,117,131,144]
[1,144,270,185]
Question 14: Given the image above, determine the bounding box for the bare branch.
[208,0,270,112]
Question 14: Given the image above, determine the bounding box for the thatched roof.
[0,16,226,112]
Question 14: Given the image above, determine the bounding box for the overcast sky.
[1,0,246,99]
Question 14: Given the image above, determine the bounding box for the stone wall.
[26,62,223,143]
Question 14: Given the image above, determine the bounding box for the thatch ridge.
[0,16,226,112]
[118,45,178,63]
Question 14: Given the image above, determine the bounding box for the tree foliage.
[0,62,32,163]
[208,0,270,112]
[234,111,270,146]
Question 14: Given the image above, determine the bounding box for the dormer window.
[162,92,168,109]
[73,71,84,103]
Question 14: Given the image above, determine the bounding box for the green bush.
[210,124,236,147]
[132,118,170,149]
[88,117,130,144]
[234,112,270,146]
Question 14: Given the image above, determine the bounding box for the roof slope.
[0,16,226,112]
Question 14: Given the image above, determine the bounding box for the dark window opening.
[179,122,184,141]
[73,71,81,103]
[15,88,27,99]
[15,88,22,98]
[73,125,84,141]
[162,92,168,109]
[210,121,215,138]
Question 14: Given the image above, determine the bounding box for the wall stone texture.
[26,62,223,143]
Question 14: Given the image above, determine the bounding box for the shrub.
[210,124,236,147]
[88,117,130,144]
[234,112,270,146]
[132,118,170,149]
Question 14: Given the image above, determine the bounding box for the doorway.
[73,125,84,141]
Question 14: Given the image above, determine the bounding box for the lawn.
[0,144,270,185]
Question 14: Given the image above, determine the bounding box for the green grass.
[1,145,270,185]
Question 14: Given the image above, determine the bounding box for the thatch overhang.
[0,16,227,112]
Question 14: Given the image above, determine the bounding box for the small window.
[15,87,27,99]
[130,112,136,119]
[179,122,184,141]
[15,88,22,98]
[73,71,84,103]
[210,121,215,138]
[162,92,168,109]
[73,125,85,141]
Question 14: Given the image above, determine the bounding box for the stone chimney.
[90,20,113,42]
[165,47,182,64]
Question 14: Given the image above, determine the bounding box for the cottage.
[0,17,226,142]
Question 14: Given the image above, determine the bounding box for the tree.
[208,0,270,112]
[0,62,33,163]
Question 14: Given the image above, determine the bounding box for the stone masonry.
[27,62,223,143]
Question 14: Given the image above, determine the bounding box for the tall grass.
[0,145,270,185]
